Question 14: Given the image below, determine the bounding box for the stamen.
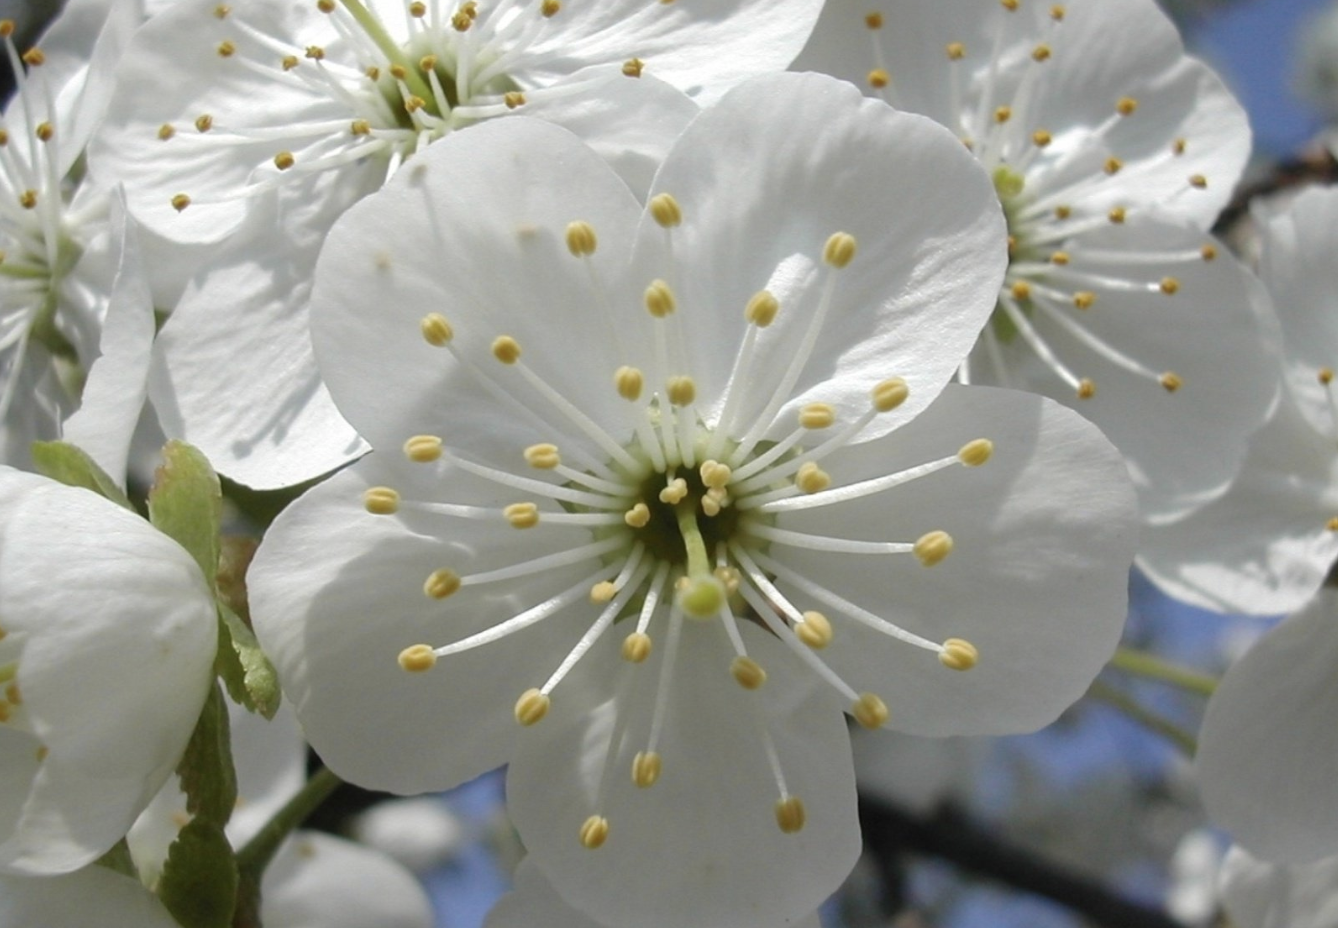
[404,434,443,462]
[632,750,662,787]
[565,220,597,256]
[851,692,889,729]
[796,611,832,649]
[958,439,993,466]
[912,530,954,566]
[398,644,437,672]
[579,814,609,849]
[504,502,540,528]
[614,366,643,401]
[424,568,462,599]
[622,631,652,663]
[649,192,682,228]
[364,486,401,514]
[730,656,767,690]
[938,638,979,671]
[774,797,806,834]
[420,312,454,345]
[514,688,550,725]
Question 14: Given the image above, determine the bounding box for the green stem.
[1087,680,1198,756]
[1108,647,1218,697]
[235,766,342,877]
[336,0,435,101]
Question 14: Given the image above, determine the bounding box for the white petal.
[1198,591,1338,864]
[261,832,434,928]
[508,624,860,928]
[768,384,1137,735]
[0,865,180,928]
[634,72,1006,445]
[1220,845,1338,928]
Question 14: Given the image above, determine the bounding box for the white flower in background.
[128,701,435,928]
[89,0,824,489]
[0,865,183,928]
[1220,845,1338,928]
[0,0,140,467]
[351,795,465,873]
[1195,590,1338,865]
[249,73,1137,928]
[0,467,217,874]
[1140,186,1338,615]
[486,859,823,928]
[794,0,1277,523]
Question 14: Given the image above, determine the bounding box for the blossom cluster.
[0,0,1331,925]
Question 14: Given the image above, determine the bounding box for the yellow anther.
[1077,378,1096,399]
[677,575,725,618]
[541,0,561,15]
[1117,96,1138,116]
[730,656,767,690]
[419,54,438,71]
[1320,367,1335,385]
[1010,280,1032,301]
[615,57,641,78]
[1046,252,1070,267]
[1050,3,1066,18]
[632,751,662,788]
[504,91,525,109]
[1160,372,1183,392]
[282,55,299,70]
[958,438,993,466]
[404,96,427,113]
[1189,174,1208,189]
[795,462,831,494]
[34,745,47,763]
[1032,129,1052,147]
[852,692,889,729]
[644,279,676,317]
[523,443,560,469]
[590,580,617,603]
[1073,291,1096,310]
[823,232,857,268]
[7,683,20,706]
[872,377,910,412]
[667,376,696,406]
[913,530,954,566]
[939,638,979,671]
[868,68,890,89]
[171,193,192,212]
[1054,204,1071,220]
[514,688,550,726]
[1173,138,1187,155]
[21,48,44,66]
[1032,43,1051,61]
[565,220,597,256]
[398,644,437,673]
[1328,517,1338,532]
[1201,244,1217,261]
[865,12,883,28]
[700,460,732,489]
[504,502,540,529]
[492,335,521,364]
[775,797,807,834]
[615,366,644,401]
[18,190,35,209]
[1108,206,1126,224]
[946,41,966,59]
[701,494,722,518]
[624,502,651,528]
[1160,277,1180,295]
[622,632,653,664]
[1104,157,1122,175]
[0,20,12,36]
[158,123,175,140]
[799,403,836,429]
[1000,0,1018,9]
[451,10,471,30]
[363,486,401,514]
[420,313,454,346]
[317,0,335,10]
[796,611,832,649]
[217,40,236,57]
[305,45,325,60]
[424,568,462,600]
[579,815,609,849]
[195,114,214,132]
[713,564,741,594]
[34,121,53,142]
[745,290,780,327]
[994,106,1012,124]
[409,0,426,14]
[659,478,688,505]
[274,150,295,170]
[462,0,477,17]
[350,119,371,136]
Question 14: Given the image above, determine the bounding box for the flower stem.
[1108,647,1217,697]
[235,766,342,877]
[1086,680,1198,755]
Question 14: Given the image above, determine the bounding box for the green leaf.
[176,683,238,828]
[148,441,222,589]
[157,820,238,928]
[30,441,133,510]
[217,603,281,720]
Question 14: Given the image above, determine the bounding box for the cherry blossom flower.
[0,467,217,875]
[1139,186,1338,615]
[248,73,1138,928]
[0,0,141,467]
[0,865,182,928]
[794,0,1278,522]
[90,0,821,488]
[1219,845,1338,928]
